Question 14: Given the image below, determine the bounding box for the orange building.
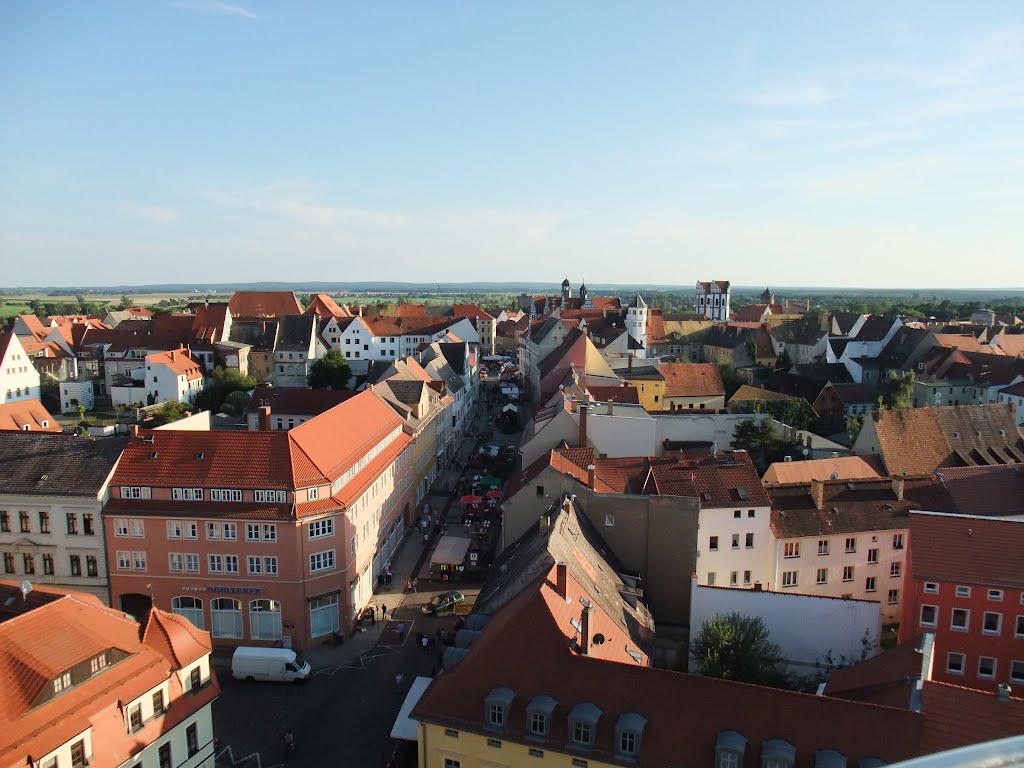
[0,581,219,768]
[105,389,414,650]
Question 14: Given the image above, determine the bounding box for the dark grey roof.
[770,317,824,346]
[0,434,127,496]
[628,293,647,309]
[229,319,279,352]
[382,379,425,405]
[276,314,316,350]
[438,342,467,375]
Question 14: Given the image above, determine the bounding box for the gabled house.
[272,314,318,388]
[0,583,219,768]
[0,399,61,432]
[0,332,42,405]
[659,363,726,411]
[227,290,303,319]
[245,386,357,430]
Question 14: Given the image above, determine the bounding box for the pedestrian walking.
[412,577,418,593]
[382,603,388,621]
[406,578,413,593]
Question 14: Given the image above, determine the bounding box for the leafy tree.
[195,366,257,414]
[308,350,352,390]
[878,371,915,411]
[119,294,134,309]
[775,349,793,372]
[716,358,743,400]
[221,390,250,417]
[148,400,193,426]
[29,298,45,318]
[753,397,819,432]
[732,417,802,472]
[690,612,788,687]
[846,414,865,443]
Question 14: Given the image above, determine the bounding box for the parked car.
[421,591,465,616]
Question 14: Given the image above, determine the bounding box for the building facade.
[0,433,126,604]
[105,391,414,650]
[1,333,42,405]
[695,280,731,322]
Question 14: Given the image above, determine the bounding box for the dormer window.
[816,750,847,768]
[762,739,797,768]
[484,687,515,731]
[568,702,601,748]
[716,731,748,768]
[614,712,646,759]
[53,672,71,693]
[526,694,557,739]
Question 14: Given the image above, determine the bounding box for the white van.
[231,646,311,682]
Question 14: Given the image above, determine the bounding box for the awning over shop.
[390,676,433,741]
[502,403,518,412]
[431,535,472,565]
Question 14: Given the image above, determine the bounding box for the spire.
[628,292,647,309]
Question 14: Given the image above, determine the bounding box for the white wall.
[154,411,212,431]
[696,506,775,590]
[586,406,657,458]
[654,412,770,454]
[689,576,881,677]
[60,380,95,413]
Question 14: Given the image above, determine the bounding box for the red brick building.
[106,390,413,650]
[901,511,1024,691]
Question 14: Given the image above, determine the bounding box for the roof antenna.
[19,580,33,600]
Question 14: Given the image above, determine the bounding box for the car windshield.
[292,653,306,668]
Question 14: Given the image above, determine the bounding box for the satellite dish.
[19,580,32,599]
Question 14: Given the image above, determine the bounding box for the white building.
[1,332,42,404]
[766,476,931,625]
[996,379,1024,426]
[625,293,649,358]
[60,380,96,413]
[695,280,731,322]
[0,433,126,604]
[145,348,205,406]
[689,576,882,676]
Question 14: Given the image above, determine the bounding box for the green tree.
[119,294,134,309]
[878,371,915,411]
[195,366,257,414]
[754,397,819,432]
[775,349,793,372]
[732,417,802,472]
[846,414,865,443]
[308,350,352,390]
[716,358,743,400]
[149,401,193,426]
[690,612,788,686]
[221,390,250,417]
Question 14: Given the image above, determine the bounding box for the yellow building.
[619,365,665,412]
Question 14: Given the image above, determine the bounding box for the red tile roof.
[0,399,61,432]
[762,455,884,484]
[908,511,1024,588]
[413,568,922,768]
[145,347,204,380]
[451,303,494,321]
[931,465,1024,516]
[304,293,352,318]
[643,453,772,506]
[142,608,210,669]
[228,290,303,318]
[918,680,1024,753]
[0,583,217,766]
[824,637,923,709]
[14,315,49,341]
[658,363,725,398]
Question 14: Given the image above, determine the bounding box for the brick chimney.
[258,405,271,431]
[587,464,596,490]
[555,562,567,598]
[129,424,139,438]
[578,403,589,447]
[891,477,905,501]
[810,478,825,510]
[997,683,1012,703]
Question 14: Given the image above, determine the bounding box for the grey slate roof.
[0,433,127,497]
[276,314,316,351]
[438,343,467,375]
[229,319,279,352]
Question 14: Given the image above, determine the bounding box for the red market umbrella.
[460,495,483,505]
[485,490,502,499]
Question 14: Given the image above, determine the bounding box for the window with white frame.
[171,488,204,501]
[264,556,278,576]
[865,576,877,592]
[924,582,939,594]
[310,592,340,637]
[951,608,969,631]
[845,537,856,553]
[206,522,220,540]
[817,540,829,555]
[210,598,243,638]
[249,599,282,640]
[310,550,335,572]
[309,519,334,539]
[782,571,798,588]
[210,489,243,502]
[129,520,144,537]
[920,605,937,627]
[171,596,204,629]
[120,486,152,499]
[955,585,971,598]
[843,565,854,582]
[208,554,222,573]
[947,652,965,675]
[816,568,828,584]
[247,556,262,575]
[1016,615,1024,638]
[223,522,237,540]
[246,524,260,541]
[254,489,287,503]
[888,589,899,604]
[262,524,277,542]
[1012,660,1024,684]
[892,533,904,549]
[115,519,129,537]
[169,553,184,572]
[784,542,800,558]
[890,562,901,577]
[225,555,239,574]
[117,551,131,570]
[867,548,879,564]
[978,657,996,679]
[132,551,147,570]
[988,589,1003,601]
[307,487,319,501]
[983,611,1002,635]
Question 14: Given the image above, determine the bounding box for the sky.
[1,2,1023,290]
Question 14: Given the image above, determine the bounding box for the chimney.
[258,405,271,431]
[578,403,588,447]
[539,514,551,535]
[579,604,592,655]
[628,354,633,371]
[587,464,596,490]
[997,683,1011,703]
[753,581,763,591]
[810,478,825,510]
[129,424,139,438]
[555,562,567,598]
[892,476,905,502]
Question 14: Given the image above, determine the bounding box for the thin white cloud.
[121,204,181,223]
[798,155,956,199]
[745,85,840,108]
[165,0,259,20]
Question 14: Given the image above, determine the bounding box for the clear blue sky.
[2,1,1022,289]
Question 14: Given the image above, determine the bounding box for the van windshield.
[292,652,306,668]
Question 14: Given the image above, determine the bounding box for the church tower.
[625,292,648,358]
[560,276,572,309]
[579,278,593,309]
[761,287,775,306]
